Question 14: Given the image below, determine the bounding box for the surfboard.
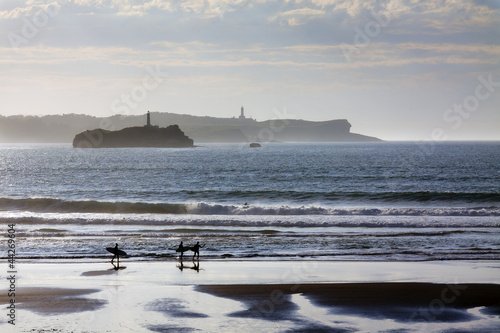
[106,247,127,256]
[175,246,195,253]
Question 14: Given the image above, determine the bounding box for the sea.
[0,141,499,262]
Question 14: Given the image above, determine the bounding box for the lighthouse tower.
[239,106,245,120]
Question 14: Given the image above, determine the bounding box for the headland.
[1,109,381,143]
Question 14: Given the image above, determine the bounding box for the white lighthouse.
[239,106,245,120]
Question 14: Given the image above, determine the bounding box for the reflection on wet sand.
[177,258,201,272]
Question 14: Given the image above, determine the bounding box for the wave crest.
[1,197,499,217]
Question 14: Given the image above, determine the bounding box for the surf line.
[6,224,16,325]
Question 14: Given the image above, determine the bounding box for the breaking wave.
[1,197,499,217]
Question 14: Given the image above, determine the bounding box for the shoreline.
[7,256,500,267]
[4,259,500,283]
[1,260,499,332]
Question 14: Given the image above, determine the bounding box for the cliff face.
[189,119,380,143]
[73,125,194,148]
[249,119,356,142]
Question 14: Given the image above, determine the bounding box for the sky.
[0,0,499,140]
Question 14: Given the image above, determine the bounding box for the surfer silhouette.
[111,243,119,264]
[177,241,184,259]
[174,241,205,260]
[192,242,205,260]
[106,243,127,268]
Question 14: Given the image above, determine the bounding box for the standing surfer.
[177,241,184,259]
[192,242,205,260]
[106,243,127,269]
[111,243,120,264]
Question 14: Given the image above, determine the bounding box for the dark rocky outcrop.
[73,125,194,148]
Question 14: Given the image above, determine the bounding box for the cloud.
[0,1,61,19]
[1,0,498,49]
[65,0,251,17]
[2,38,497,75]
[270,7,325,26]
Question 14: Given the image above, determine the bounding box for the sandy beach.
[1,260,499,332]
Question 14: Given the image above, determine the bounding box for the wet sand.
[197,282,500,323]
[0,261,499,332]
[0,287,107,315]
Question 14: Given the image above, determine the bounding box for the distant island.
[0,108,381,143]
[73,112,194,148]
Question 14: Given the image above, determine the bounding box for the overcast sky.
[1,0,499,140]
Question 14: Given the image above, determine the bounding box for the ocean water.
[0,142,499,262]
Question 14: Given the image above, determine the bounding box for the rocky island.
[72,112,194,148]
